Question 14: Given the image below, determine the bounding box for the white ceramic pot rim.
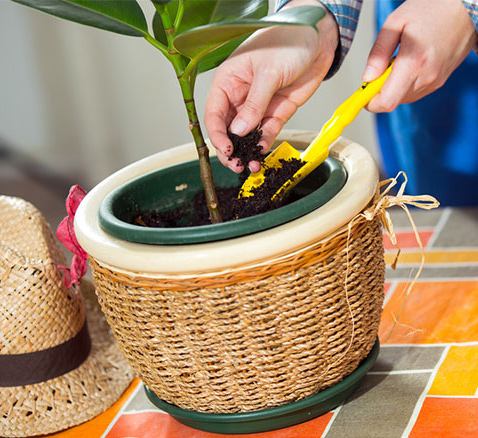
[75,131,378,275]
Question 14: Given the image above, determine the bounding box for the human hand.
[364,0,477,113]
[205,0,338,173]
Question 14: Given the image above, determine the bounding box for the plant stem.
[174,0,185,30]
[152,3,222,223]
[179,78,222,223]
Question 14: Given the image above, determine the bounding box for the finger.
[259,96,298,151]
[215,148,244,173]
[205,87,234,156]
[366,54,417,113]
[229,71,280,136]
[363,17,403,82]
[248,161,262,173]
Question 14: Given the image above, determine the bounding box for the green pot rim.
[145,340,379,434]
[99,156,347,245]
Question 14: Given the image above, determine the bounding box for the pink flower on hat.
[56,185,88,288]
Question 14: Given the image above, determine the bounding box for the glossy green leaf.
[12,0,148,36]
[174,6,325,61]
[196,37,247,73]
[153,0,267,50]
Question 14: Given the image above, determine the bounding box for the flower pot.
[98,152,347,245]
[75,130,384,424]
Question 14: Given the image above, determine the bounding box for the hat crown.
[0,196,84,354]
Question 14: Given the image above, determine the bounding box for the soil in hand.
[228,128,264,167]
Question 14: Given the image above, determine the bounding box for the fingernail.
[249,161,261,173]
[230,118,248,136]
[362,66,378,82]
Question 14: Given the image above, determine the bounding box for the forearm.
[277,0,363,78]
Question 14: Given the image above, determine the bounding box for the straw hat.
[0,196,133,437]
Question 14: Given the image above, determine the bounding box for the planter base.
[145,340,379,434]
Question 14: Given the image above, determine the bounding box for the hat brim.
[0,281,133,437]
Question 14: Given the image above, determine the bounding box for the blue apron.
[376,0,478,206]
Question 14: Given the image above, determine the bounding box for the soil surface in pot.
[132,129,305,227]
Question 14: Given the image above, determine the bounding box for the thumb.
[363,17,402,82]
[229,71,279,136]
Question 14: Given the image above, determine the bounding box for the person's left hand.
[363,0,477,113]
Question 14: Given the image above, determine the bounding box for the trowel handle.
[301,60,394,164]
[333,61,394,124]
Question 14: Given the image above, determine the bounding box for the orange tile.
[107,411,334,438]
[379,281,478,344]
[384,249,478,265]
[429,346,478,396]
[410,397,478,438]
[383,230,433,251]
[47,378,141,438]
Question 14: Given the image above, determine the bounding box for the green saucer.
[145,340,379,434]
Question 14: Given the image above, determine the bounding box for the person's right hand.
[363,0,477,113]
[205,0,339,173]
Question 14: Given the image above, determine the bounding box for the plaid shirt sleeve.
[276,0,363,78]
[462,0,478,35]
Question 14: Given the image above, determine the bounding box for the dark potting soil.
[228,128,264,167]
[133,157,305,228]
[233,157,305,219]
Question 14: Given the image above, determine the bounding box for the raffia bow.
[345,171,439,344]
[363,171,440,247]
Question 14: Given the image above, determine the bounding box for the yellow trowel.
[239,62,394,201]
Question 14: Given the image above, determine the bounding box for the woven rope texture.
[0,197,84,353]
[91,214,384,413]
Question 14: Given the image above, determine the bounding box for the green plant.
[13,0,325,223]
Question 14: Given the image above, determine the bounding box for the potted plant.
[12,0,393,433]
[13,0,326,222]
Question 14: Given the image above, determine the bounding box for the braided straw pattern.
[91,214,385,413]
[0,197,132,437]
[0,197,83,352]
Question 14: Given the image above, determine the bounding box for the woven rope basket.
[90,210,384,413]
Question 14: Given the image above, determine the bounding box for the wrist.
[282,0,339,63]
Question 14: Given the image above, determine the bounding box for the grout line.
[401,346,450,437]
[383,281,398,306]
[384,276,478,283]
[382,342,478,347]
[101,381,144,438]
[368,370,434,375]
[387,246,478,252]
[387,262,478,268]
[426,208,452,248]
[321,404,342,438]
[121,409,167,415]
